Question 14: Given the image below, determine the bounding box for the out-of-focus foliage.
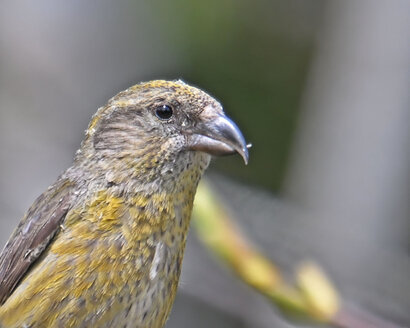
[151,0,323,191]
[193,181,340,323]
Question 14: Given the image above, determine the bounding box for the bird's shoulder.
[0,177,77,304]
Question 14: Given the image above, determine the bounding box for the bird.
[0,80,248,328]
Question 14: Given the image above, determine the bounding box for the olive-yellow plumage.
[0,80,248,327]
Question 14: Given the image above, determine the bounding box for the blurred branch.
[192,180,405,328]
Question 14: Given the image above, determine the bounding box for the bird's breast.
[0,189,194,328]
[105,195,193,327]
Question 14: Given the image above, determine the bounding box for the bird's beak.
[186,110,249,165]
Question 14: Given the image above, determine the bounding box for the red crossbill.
[0,80,248,327]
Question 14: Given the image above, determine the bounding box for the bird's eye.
[155,105,173,120]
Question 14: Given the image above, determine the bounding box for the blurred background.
[0,0,409,327]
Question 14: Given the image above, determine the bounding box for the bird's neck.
[73,148,211,196]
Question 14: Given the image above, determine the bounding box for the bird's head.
[79,80,248,188]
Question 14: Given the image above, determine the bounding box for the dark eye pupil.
[155,105,173,120]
